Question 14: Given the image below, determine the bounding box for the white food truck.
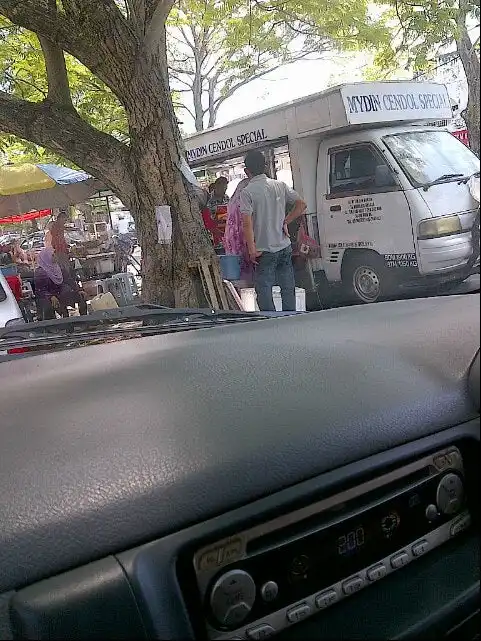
[184,81,480,304]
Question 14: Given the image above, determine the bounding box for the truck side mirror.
[375,164,397,188]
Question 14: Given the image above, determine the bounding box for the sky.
[179,16,478,136]
[181,53,374,134]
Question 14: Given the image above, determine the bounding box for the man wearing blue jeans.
[240,150,307,311]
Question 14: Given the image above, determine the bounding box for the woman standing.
[34,247,87,320]
[223,177,253,282]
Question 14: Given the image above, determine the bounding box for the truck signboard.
[341,82,452,125]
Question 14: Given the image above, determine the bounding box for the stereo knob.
[209,569,256,629]
[436,472,464,516]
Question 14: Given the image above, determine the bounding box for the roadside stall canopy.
[0,208,52,225]
[0,163,103,217]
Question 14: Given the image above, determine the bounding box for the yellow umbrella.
[0,163,103,216]
[0,163,57,196]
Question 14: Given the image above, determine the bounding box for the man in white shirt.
[239,150,306,311]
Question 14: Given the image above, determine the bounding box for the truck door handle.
[330,205,341,212]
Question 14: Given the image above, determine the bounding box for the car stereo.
[190,446,472,640]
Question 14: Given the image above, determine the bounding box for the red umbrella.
[0,208,52,225]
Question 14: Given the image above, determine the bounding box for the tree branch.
[174,102,195,119]
[0,91,133,194]
[169,65,195,76]
[38,35,74,109]
[144,0,175,54]
[471,33,480,52]
[3,70,47,99]
[213,49,321,110]
[0,0,137,97]
[124,0,145,32]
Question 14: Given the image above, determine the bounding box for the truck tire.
[342,252,392,304]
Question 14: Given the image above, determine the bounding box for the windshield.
[383,130,480,187]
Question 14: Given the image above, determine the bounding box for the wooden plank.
[199,257,219,309]
[212,260,229,309]
[223,280,244,310]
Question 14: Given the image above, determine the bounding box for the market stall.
[0,163,141,319]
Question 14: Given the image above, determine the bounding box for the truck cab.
[314,125,479,302]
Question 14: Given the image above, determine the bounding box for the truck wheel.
[342,253,391,304]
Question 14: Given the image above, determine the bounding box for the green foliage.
[168,0,390,130]
[367,0,479,75]
[0,17,127,165]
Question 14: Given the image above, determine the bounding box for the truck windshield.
[383,130,479,187]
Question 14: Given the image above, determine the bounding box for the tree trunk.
[461,72,480,158]
[207,77,218,129]
[193,72,204,132]
[0,3,219,308]
[456,2,480,157]
[458,45,480,157]
[119,43,216,306]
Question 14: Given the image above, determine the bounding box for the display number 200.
[337,527,365,555]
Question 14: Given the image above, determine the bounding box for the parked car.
[19,232,45,261]
[0,270,24,328]
[0,232,21,246]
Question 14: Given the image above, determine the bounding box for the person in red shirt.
[202,207,225,247]
[45,211,70,269]
[46,211,69,251]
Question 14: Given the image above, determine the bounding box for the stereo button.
[199,547,221,571]
[390,552,410,569]
[450,513,471,537]
[287,603,311,623]
[446,449,461,468]
[223,603,252,628]
[315,589,338,609]
[411,540,429,557]
[433,454,449,470]
[220,539,243,565]
[209,569,256,628]
[425,504,439,522]
[342,576,364,595]
[436,473,464,516]
[246,624,275,639]
[367,564,387,581]
[260,581,279,603]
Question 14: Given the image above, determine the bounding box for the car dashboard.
[0,294,479,640]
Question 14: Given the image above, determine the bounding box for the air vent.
[329,251,340,263]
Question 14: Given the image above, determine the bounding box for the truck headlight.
[418,215,462,240]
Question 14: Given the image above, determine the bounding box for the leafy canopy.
[0,16,127,165]
[168,0,390,130]
[366,0,480,76]
[0,0,389,160]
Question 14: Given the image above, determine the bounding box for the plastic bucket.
[240,287,306,312]
[219,254,241,281]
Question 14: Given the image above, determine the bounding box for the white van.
[0,271,24,327]
[184,81,480,304]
